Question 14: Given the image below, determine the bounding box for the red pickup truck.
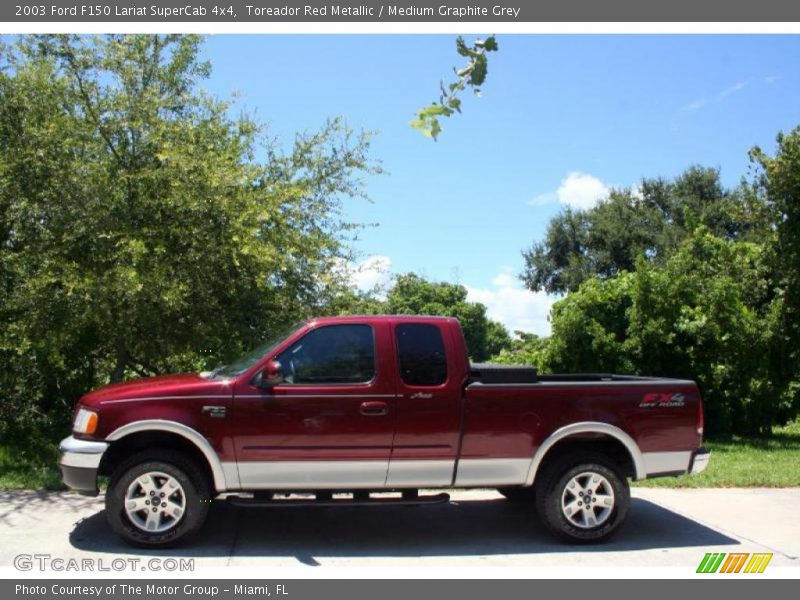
[59,315,709,547]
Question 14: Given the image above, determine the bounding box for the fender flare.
[106,420,229,492]
[524,421,646,485]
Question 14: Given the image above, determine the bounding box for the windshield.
[209,322,306,379]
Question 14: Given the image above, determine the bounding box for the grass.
[0,438,64,490]
[2,421,799,491]
[634,419,800,488]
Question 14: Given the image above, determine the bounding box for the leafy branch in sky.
[411,35,498,140]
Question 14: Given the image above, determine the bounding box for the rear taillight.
[696,391,705,438]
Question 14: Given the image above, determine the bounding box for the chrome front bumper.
[58,436,109,496]
[689,447,710,475]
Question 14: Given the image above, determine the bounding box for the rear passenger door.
[385,322,463,487]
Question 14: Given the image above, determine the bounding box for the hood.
[79,372,230,407]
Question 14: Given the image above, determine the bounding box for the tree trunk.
[110,337,129,383]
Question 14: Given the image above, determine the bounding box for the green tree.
[0,34,379,434]
[546,274,635,375]
[522,167,769,294]
[544,230,781,436]
[385,273,509,362]
[490,332,549,370]
[627,234,777,435]
[485,319,514,360]
[320,287,387,317]
[749,127,800,427]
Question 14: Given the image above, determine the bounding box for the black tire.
[534,452,630,543]
[105,449,212,548]
[497,486,536,501]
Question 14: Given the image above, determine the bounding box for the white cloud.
[466,267,557,336]
[764,75,782,85]
[683,79,751,112]
[529,191,558,206]
[717,80,749,100]
[349,254,392,294]
[528,172,610,211]
[556,172,610,210]
[682,97,709,112]
[337,258,556,336]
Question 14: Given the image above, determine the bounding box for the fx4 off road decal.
[696,552,772,573]
[639,392,686,408]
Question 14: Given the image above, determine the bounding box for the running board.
[226,491,450,508]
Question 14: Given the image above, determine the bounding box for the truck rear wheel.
[534,452,629,543]
[105,450,211,548]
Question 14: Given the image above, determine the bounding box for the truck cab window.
[396,323,448,386]
[275,324,376,385]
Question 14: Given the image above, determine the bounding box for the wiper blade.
[201,366,225,379]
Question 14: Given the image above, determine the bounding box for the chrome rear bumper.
[689,447,710,475]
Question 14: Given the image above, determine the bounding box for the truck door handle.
[360,401,388,416]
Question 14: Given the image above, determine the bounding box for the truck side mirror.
[259,360,284,388]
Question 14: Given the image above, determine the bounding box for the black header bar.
[5,0,800,23]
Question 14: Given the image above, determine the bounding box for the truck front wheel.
[534,453,630,543]
[105,450,211,548]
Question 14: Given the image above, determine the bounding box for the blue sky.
[202,35,800,335]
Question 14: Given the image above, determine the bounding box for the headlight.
[73,408,99,435]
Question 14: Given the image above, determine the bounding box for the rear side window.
[276,324,375,384]
[396,323,447,386]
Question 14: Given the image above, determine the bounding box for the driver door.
[231,321,397,489]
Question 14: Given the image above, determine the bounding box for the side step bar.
[227,491,450,508]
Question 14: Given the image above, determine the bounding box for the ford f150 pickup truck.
[59,315,709,547]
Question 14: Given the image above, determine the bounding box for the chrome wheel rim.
[561,471,615,529]
[124,471,186,533]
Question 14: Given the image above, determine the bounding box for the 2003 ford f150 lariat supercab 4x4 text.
[59,315,709,547]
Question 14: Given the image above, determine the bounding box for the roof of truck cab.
[307,315,460,325]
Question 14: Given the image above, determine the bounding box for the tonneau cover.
[469,363,538,384]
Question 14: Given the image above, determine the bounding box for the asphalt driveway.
[0,488,797,569]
